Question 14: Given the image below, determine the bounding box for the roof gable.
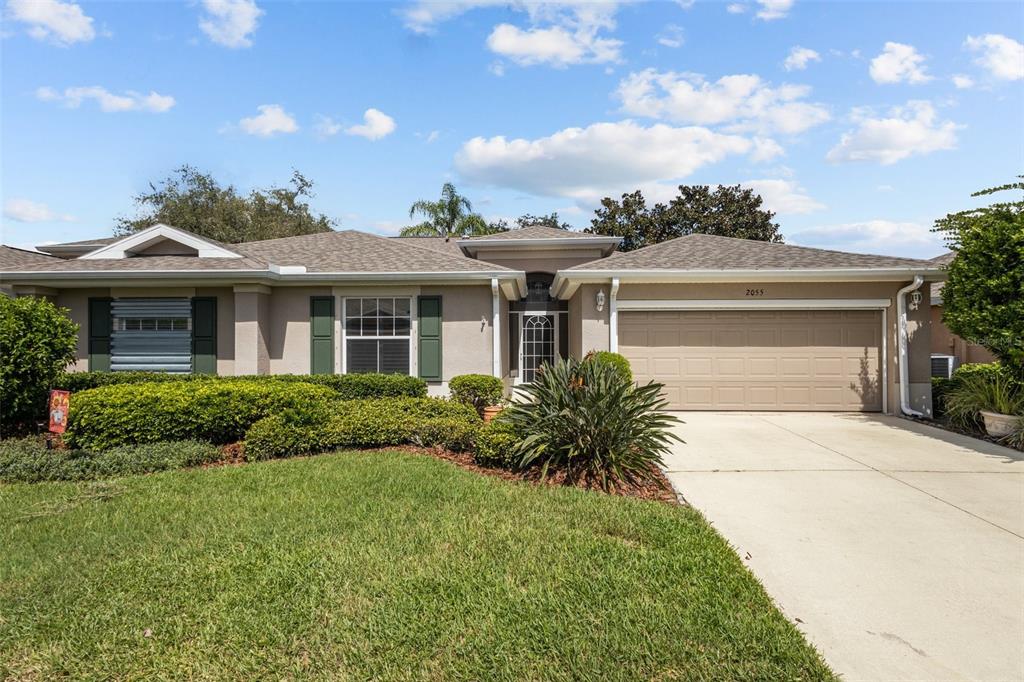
[79,224,243,260]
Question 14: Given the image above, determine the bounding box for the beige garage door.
[620,309,882,411]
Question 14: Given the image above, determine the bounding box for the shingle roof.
[566,234,937,271]
[41,236,119,248]
[467,225,607,241]
[929,251,955,266]
[0,246,66,269]
[233,230,513,272]
[392,236,467,255]
[1,253,267,272]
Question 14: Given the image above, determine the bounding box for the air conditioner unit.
[931,354,958,379]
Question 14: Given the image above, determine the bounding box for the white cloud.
[6,0,95,45]
[726,3,747,14]
[199,0,263,48]
[743,179,824,214]
[398,0,502,34]
[756,0,793,20]
[345,108,397,140]
[425,130,440,143]
[783,46,820,71]
[965,34,1024,81]
[3,198,75,223]
[750,137,785,162]
[454,119,753,202]
[615,69,830,135]
[789,220,944,258]
[238,104,298,137]
[869,42,931,84]
[488,61,505,76]
[487,23,621,66]
[826,100,959,165]
[35,85,175,112]
[313,115,342,139]
[951,74,975,89]
[657,24,684,49]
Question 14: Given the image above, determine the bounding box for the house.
[0,223,945,415]
[928,251,995,375]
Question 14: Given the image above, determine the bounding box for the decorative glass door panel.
[521,314,555,382]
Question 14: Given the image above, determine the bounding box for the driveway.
[663,412,1024,681]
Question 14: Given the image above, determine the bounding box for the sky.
[1,0,1022,259]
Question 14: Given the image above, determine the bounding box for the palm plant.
[944,370,1024,429]
[501,357,682,492]
[400,183,494,238]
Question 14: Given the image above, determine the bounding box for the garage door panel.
[620,309,882,411]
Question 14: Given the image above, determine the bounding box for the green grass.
[0,452,833,681]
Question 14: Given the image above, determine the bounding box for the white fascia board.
[79,224,243,260]
[551,267,944,299]
[617,298,893,311]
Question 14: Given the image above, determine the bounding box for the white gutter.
[609,277,620,353]
[491,278,501,378]
[1,269,526,283]
[897,275,925,418]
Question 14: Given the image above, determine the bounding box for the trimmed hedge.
[585,351,633,383]
[244,398,481,461]
[54,371,427,400]
[449,374,505,414]
[66,381,335,450]
[474,419,521,468]
[0,438,221,483]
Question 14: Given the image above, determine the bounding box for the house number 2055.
[746,288,765,296]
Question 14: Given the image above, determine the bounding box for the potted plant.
[449,374,507,422]
[945,367,1024,439]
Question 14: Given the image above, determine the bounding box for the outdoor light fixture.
[596,290,606,312]
[910,290,922,311]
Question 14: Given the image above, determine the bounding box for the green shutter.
[88,298,112,372]
[192,297,218,375]
[418,296,442,382]
[310,296,334,375]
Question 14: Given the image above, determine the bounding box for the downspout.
[609,278,620,353]
[897,275,925,417]
[491,278,501,378]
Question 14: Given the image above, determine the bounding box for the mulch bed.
[913,417,1023,452]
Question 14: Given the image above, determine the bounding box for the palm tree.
[400,183,496,238]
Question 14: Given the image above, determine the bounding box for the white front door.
[520,314,556,383]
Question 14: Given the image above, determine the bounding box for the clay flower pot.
[482,405,504,423]
[980,410,1020,439]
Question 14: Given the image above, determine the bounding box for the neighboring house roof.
[929,252,955,266]
[0,245,66,269]
[565,233,936,271]
[35,236,120,258]
[467,225,607,241]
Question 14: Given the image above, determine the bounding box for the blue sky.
[2,0,1022,258]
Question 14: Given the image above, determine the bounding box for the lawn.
[0,451,833,680]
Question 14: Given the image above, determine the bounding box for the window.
[345,298,411,374]
[117,318,189,331]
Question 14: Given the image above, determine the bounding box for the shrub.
[449,374,505,414]
[244,397,481,461]
[944,367,1024,430]
[66,380,335,450]
[932,377,955,419]
[0,438,221,483]
[0,296,78,432]
[502,358,681,491]
[585,351,633,383]
[474,419,521,468]
[52,371,427,400]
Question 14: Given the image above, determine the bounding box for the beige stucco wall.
[55,287,110,372]
[265,286,330,374]
[473,247,606,274]
[930,305,995,365]
[421,284,494,381]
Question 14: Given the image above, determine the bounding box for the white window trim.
[340,296,414,375]
[616,298,892,311]
[511,310,569,386]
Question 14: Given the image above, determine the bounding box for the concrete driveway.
[663,412,1024,681]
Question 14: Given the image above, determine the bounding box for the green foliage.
[586,185,783,251]
[0,438,220,483]
[0,296,79,432]
[943,364,1024,430]
[66,381,335,450]
[932,377,955,419]
[585,351,633,383]
[473,418,522,468]
[54,371,427,399]
[515,213,571,230]
[449,374,505,414]
[115,165,335,243]
[502,358,682,491]
[244,398,481,461]
[400,182,496,237]
[933,179,1024,378]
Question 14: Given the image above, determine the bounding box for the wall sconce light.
[596,289,606,312]
[910,290,922,311]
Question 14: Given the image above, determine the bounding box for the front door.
[520,314,556,383]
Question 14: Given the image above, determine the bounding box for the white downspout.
[897,275,925,418]
[491,278,501,378]
[609,278,620,353]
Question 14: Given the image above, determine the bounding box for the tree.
[400,183,496,238]
[585,184,783,251]
[0,296,78,431]
[116,166,335,243]
[934,179,1024,378]
[515,212,571,230]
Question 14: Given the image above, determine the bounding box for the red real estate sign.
[48,390,70,434]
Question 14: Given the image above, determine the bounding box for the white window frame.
[341,296,414,375]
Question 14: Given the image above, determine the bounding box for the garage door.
[620,310,882,411]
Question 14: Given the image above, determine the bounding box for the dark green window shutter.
[310,296,334,375]
[418,296,442,382]
[192,297,218,375]
[88,298,112,372]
